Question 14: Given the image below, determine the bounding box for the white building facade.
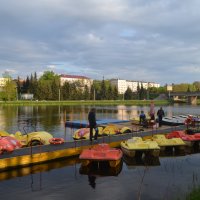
[60,74,93,88]
[110,79,160,94]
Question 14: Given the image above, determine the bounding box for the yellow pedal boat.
[121,137,160,158]
[143,134,186,151]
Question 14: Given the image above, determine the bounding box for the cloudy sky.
[0,0,200,85]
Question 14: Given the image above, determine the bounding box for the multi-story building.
[110,79,160,94]
[60,74,93,88]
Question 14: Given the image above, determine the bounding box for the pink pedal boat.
[79,143,123,167]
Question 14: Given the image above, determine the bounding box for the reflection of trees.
[36,106,62,131]
[15,106,63,132]
[0,106,18,131]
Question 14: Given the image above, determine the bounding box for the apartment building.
[110,79,160,94]
[60,74,93,88]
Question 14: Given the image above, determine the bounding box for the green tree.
[37,71,60,100]
[137,82,140,100]
[124,87,132,100]
[83,85,90,100]
[2,80,16,101]
[113,86,118,100]
[193,81,200,91]
[100,78,106,100]
[107,85,113,100]
[62,82,71,100]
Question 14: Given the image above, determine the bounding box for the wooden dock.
[0,124,185,172]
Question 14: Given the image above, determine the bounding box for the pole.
[59,88,60,101]
[16,87,18,101]
[94,89,95,101]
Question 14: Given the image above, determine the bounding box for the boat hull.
[121,145,160,158]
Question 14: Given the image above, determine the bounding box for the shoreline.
[0,100,170,106]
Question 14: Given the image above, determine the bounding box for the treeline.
[2,70,200,101]
[16,71,162,101]
[16,71,120,101]
[124,84,166,100]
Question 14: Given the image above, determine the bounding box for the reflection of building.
[117,105,129,120]
[60,74,93,88]
[110,79,160,94]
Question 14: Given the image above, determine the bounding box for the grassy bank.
[0,100,170,106]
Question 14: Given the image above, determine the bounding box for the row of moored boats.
[79,128,200,168]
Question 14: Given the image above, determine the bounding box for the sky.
[0,0,200,85]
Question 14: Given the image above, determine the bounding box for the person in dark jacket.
[88,108,98,141]
[139,111,148,128]
[157,107,165,127]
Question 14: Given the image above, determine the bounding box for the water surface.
[0,104,200,200]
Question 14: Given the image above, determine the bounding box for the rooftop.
[60,74,90,79]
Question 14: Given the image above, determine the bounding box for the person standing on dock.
[149,101,155,120]
[88,108,98,142]
[157,107,165,127]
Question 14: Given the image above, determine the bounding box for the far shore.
[0,100,171,106]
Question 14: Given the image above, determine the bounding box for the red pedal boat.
[79,143,123,167]
[0,136,22,154]
[166,131,200,148]
[167,131,200,141]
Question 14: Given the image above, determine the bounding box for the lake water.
[0,104,200,200]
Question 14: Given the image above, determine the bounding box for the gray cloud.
[0,0,200,85]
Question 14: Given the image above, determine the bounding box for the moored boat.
[162,117,184,126]
[120,137,160,158]
[166,130,200,148]
[73,125,131,140]
[79,143,123,167]
[0,136,22,154]
[143,134,186,151]
[73,127,104,140]
[0,125,186,172]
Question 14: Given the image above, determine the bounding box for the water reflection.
[0,157,80,182]
[123,155,160,167]
[79,161,123,189]
[1,104,200,140]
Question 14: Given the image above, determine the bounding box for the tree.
[83,85,90,100]
[107,85,113,100]
[137,82,140,100]
[124,87,132,100]
[90,84,95,100]
[62,82,71,100]
[37,71,60,100]
[100,78,106,100]
[40,71,59,81]
[113,86,118,100]
[2,80,16,101]
[193,81,200,91]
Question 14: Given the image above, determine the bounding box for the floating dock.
[65,118,130,128]
[0,125,185,172]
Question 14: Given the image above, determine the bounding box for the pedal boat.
[73,127,104,140]
[120,137,160,158]
[166,131,200,147]
[79,143,123,167]
[143,134,186,151]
